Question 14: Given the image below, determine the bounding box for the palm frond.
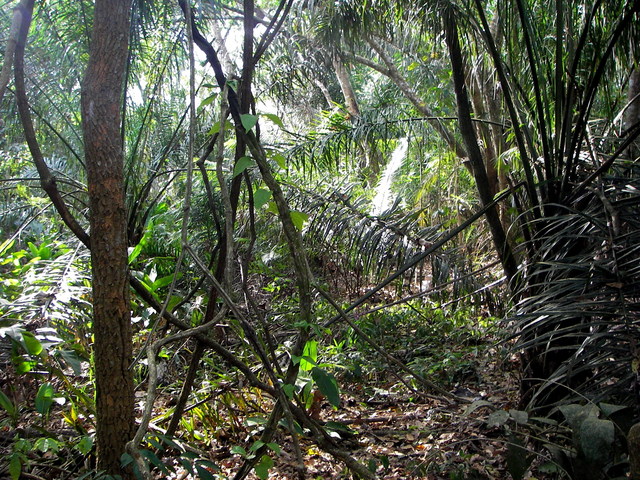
[513,160,640,409]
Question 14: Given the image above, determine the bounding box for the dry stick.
[165,4,243,444]
[184,247,346,480]
[126,309,228,479]
[131,0,198,369]
[215,85,235,289]
[130,275,276,396]
[439,276,505,309]
[285,401,377,480]
[357,260,502,317]
[143,0,199,437]
[180,5,372,477]
[234,156,522,478]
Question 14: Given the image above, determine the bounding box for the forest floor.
[204,342,545,480]
[0,272,562,480]
[1,333,552,480]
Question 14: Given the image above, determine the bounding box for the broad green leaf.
[559,404,597,431]
[538,461,560,474]
[9,453,21,480]
[198,94,217,109]
[267,442,282,454]
[140,449,169,473]
[300,340,317,371]
[325,421,355,435]
[231,445,247,457]
[207,119,232,135]
[278,417,303,434]
[407,61,420,71]
[34,437,60,453]
[311,367,340,408]
[38,245,52,260]
[120,452,134,468]
[486,409,510,428]
[152,273,180,290]
[22,331,43,355]
[35,382,54,415]
[75,436,93,455]
[262,113,285,129]
[196,459,220,472]
[462,399,494,416]
[16,360,35,374]
[128,228,150,264]
[133,273,153,294]
[254,454,273,480]
[289,211,309,231]
[146,436,163,450]
[246,416,267,426]
[266,201,279,215]
[253,188,271,209]
[0,389,16,416]
[509,409,529,425]
[272,153,286,169]
[506,435,533,480]
[233,156,254,177]
[282,383,295,398]
[195,463,217,480]
[128,244,143,264]
[166,295,183,313]
[240,114,259,132]
[598,402,629,417]
[250,440,265,452]
[580,417,614,464]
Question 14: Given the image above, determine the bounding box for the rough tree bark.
[81,0,135,475]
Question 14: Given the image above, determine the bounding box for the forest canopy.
[0,0,639,479]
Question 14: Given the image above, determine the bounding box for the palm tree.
[274,0,640,409]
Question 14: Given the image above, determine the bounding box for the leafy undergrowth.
[0,334,562,480]
[0,245,615,480]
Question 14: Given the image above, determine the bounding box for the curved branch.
[13,0,90,248]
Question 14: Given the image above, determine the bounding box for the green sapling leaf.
[233,156,254,177]
[311,367,340,408]
[240,114,259,132]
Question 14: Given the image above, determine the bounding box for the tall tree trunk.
[332,54,360,118]
[81,0,135,475]
[332,54,381,182]
[443,8,518,285]
[625,67,640,160]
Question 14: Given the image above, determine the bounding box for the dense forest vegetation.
[0,0,639,478]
